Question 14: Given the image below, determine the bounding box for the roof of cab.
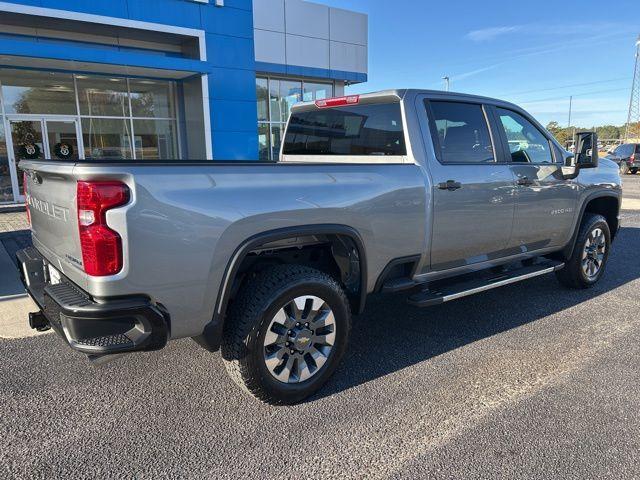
[290,88,526,114]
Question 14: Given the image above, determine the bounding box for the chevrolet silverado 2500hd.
[18,90,621,405]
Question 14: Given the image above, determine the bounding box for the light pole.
[567,95,573,128]
[442,76,450,92]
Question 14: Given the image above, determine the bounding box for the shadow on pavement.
[0,230,31,267]
[0,231,31,298]
[315,226,640,401]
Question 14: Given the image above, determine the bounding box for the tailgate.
[21,161,86,283]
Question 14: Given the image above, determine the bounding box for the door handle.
[516,177,534,186]
[438,180,462,191]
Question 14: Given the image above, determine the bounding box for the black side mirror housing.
[574,131,599,169]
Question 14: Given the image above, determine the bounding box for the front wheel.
[221,265,352,405]
[556,213,611,289]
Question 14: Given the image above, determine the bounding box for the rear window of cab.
[282,102,406,156]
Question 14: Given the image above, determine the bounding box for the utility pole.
[442,76,450,92]
[567,95,573,128]
[625,35,640,142]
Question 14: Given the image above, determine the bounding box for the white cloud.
[466,26,521,42]
[451,63,502,82]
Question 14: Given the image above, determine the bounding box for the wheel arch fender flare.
[193,224,368,352]
[563,191,621,260]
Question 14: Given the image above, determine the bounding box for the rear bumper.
[17,247,170,356]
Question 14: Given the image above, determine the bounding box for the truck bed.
[21,159,427,339]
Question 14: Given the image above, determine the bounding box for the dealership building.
[0,0,368,204]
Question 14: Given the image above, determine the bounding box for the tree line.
[546,121,640,146]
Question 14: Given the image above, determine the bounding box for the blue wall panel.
[41,0,129,17]
[0,36,209,73]
[208,68,257,102]
[201,6,253,39]
[213,131,259,160]
[210,99,257,132]
[206,33,255,70]
[221,0,252,10]
[126,0,203,29]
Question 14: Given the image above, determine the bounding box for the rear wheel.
[556,213,610,289]
[221,265,351,405]
[631,168,638,175]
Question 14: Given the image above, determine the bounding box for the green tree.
[546,121,572,146]
[596,125,620,141]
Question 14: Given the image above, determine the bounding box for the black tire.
[620,163,629,175]
[631,168,638,175]
[556,213,611,289]
[221,265,351,405]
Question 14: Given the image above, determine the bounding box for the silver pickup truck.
[18,90,621,404]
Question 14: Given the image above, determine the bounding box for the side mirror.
[574,131,599,169]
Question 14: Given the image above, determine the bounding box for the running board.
[408,261,565,308]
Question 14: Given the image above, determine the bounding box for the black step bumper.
[17,247,170,355]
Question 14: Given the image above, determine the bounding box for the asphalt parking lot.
[2,178,640,479]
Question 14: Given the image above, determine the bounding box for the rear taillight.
[23,171,31,225]
[631,153,636,163]
[77,181,129,276]
[315,95,360,108]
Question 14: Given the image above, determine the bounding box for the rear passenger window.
[496,108,553,164]
[282,102,406,156]
[428,101,495,164]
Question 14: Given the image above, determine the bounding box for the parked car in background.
[607,143,640,174]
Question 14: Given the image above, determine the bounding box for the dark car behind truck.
[608,143,640,174]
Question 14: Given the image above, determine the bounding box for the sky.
[319,0,639,128]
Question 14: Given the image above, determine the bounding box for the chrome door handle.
[438,180,462,191]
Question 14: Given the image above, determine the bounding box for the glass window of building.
[129,79,175,118]
[0,123,11,203]
[270,124,284,161]
[0,69,179,162]
[76,75,130,117]
[258,123,270,161]
[268,79,283,124]
[2,70,76,115]
[82,118,133,159]
[256,76,334,161]
[303,82,332,102]
[279,81,302,123]
[132,119,178,160]
[256,78,268,122]
[0,69,181,201]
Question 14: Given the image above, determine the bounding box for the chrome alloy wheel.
[582,227,606,280]
[263,296,336,384]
